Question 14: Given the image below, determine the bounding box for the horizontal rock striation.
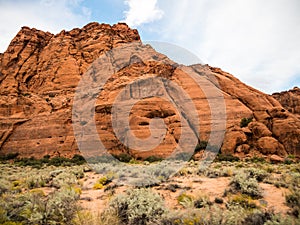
[0,22,299,159]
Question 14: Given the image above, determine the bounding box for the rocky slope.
[0,22,140,158]
[0,22,299,160]
[273,87,300,119]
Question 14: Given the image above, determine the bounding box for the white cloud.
[0,0,91,52]
[140,0,300,93]
[124,0,164,27]
[1,0,299,93]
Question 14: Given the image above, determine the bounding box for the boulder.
[222,128,247,154]
[257,137,286,157]
[248,122,272,138]
[236,144,250,154]
[270,154,284,163]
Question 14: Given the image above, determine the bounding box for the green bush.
[47,156,70,166]
[108,188,166,225]
[113,153,132,163]
[240,117,253,128]
[144,156,163,163]
[0,153,19,161]
[246,157,266,163]
[194,141,208,153]
[71,154,86,165]
[15,157,43,168]
[13,155,86,167]
[216,154,240,162]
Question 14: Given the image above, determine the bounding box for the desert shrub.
[72,168,85,179]
[23,187,80,224]
[108,188,166,225]
[216,154,240,162]
[177,193,194,208]
[144,156,163,163]
[93,175,113,190]
[286,190,300,216]
[193,195,212,208]
[0,187,80,224]
[240,117,253,128]
[87,155,116,164]
[52,171,78,188]
[284,159,293,165]
[230,170,263,198]
[13,155,86,167]
[287,191,300,207]
[25,176,39,189]
[176,167,193,176]
[242,210,274,225]
[194,141,208,153]
[285,172,300,217]
[113,153,132,163]
[246,156,266,163]
[73,209,120,225]
[161,205,246,225]
[40,155,50,164]
[0,179,11,195]
[245,168,269,182]
[15,157,43,168]
[71,154,86,165]
[128,158,140,164]
[264,213,298,225]
[0,153,19,161]
[48,156,70,166]
[203,167,234,178]
[228,194,258,209]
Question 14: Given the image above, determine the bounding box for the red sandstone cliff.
[0,22,299,160]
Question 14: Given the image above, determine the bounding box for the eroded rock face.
[205,66,300,157]
[273,87,300,118]
[248,122,272,139]
[0,22,299,159]
[0,22,140,158]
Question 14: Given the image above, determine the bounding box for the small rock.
[214,197,224,204]
[80,197,93,201]
[83,166,92,172]
[270,155,284,163]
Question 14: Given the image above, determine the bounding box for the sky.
[0,0,299,94]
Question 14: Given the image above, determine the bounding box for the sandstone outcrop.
[0,22,299,159]
[273,87,300,118]
[0,22,140,158]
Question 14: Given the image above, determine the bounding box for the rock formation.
[0,22,140,158]
[273,87,300,118]
[0,22,299,160]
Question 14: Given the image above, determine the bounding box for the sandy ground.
[78,172,289,215]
